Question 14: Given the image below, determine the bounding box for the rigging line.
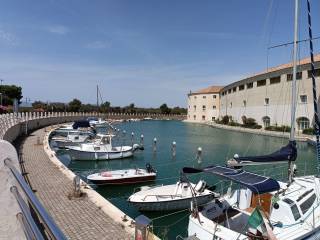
[268,36,320,49]
[306,0,320,175]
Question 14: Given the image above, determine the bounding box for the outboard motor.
[133,143,144,151]
[146,163,156,173]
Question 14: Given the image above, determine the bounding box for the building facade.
[187,86,223,122]
[188,55,320,131]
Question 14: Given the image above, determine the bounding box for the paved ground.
[17,128,132,240]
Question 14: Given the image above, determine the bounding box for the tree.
[68,99,82,112]
[160,103,171,114]
[100,101,111,113]
[0,85,23,105]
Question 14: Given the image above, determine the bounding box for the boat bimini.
[65,133,142,160]
[87,163,156,185]
[128,178,218,211]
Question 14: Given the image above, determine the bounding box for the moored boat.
[128,179,218,211]
[87,163,156,185]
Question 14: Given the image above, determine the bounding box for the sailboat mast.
[288,0,299,183]
[96,85,99,108]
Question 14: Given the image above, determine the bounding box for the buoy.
[172,141,176,158]
[153,138,157,152]
[197,147,202,164]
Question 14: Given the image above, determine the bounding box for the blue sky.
[0,0,319,107]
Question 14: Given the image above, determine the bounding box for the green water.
[53,120,317,239]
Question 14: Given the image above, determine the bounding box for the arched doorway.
[297,117,310,130]
[262,116,270,128]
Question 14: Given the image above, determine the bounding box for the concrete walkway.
[17,128,132,240]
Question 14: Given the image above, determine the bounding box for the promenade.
[17,128,132,240]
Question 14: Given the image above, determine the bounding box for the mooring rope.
[306,0,320,175]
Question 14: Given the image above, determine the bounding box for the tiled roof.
[190,86,224,95]
[252,54,320,77]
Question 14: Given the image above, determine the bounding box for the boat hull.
[66,148,134,160]
[129,193,215,212]
[89,175,156,185]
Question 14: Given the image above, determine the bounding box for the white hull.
[129,181,217,211]
[66,147,134,160]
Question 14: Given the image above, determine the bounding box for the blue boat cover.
[234,141,297,163]
[183,165,280,194]
[72,120,90,129]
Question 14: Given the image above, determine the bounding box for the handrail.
[4,158,67,240]
[11,186,45,240]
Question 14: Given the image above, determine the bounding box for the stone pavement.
[17,128,132,240]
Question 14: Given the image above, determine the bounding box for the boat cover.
[183,165,280,194]
[72,120,90,129]
[234,141,297,163]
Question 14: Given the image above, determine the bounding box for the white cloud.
[0,29,18,45]
[47,25,69,35]
[86,41,111,49]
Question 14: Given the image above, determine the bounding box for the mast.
[96,85,99,108]
[288,0,299,183]
[306,0,320,176]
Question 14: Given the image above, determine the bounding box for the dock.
[17,128,132,240]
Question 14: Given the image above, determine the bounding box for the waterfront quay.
[0,112,164,240]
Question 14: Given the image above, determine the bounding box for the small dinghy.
[87,164,157,185]
[128,178,218,211]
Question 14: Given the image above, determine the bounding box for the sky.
[0,0,319,107]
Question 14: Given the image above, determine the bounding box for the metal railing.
[4,158,67,240]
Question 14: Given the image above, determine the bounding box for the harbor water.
[53,120,317,239]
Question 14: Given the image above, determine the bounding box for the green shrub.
[265,125,291,132]
[302,128,314,135]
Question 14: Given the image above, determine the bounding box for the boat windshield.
[283,198,301,221]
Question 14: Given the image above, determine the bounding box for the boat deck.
[17,128,132,240]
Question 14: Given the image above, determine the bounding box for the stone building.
[188,54,320,131]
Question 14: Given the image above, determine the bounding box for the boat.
[87,163,157,185]
[186,1,320,239]
[51,131,94,148]
[54,120,95,136]
[87,117,109,128]
[128,178,218,211]
[65,133,142,160]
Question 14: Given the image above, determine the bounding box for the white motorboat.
[51,131,94,148]
[87,117,109,128]
[87,163,156,185]
[54,120,94,137]
[128,179,217,211]
[65,134,142,160]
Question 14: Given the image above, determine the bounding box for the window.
[202,115,205,121]
[188,105,190,109]
[300,95,307,104]
[193,115,196,120]
[202,105,206,111]
[233,87,237,92]
[262,116,270,128]
[283,198,301,221]
[257,79,266,87]
[222,92,225,96]
[203,95,206,99]
[247,82,253,89]
[228,89,231,94]
[308,68,320,78]
[239,85,245,91]
[193,105,196,111]
[287,72,302,81]
[265,98,269,105]
[243,100,246,107]
[194,96,197,99]
[212,117,215,121]
[213,105,216,109]
[297,117,310,130]
[270,76,281,84]
[300,193,316,214]
[230,102,232,108]
[213,95,217,99]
